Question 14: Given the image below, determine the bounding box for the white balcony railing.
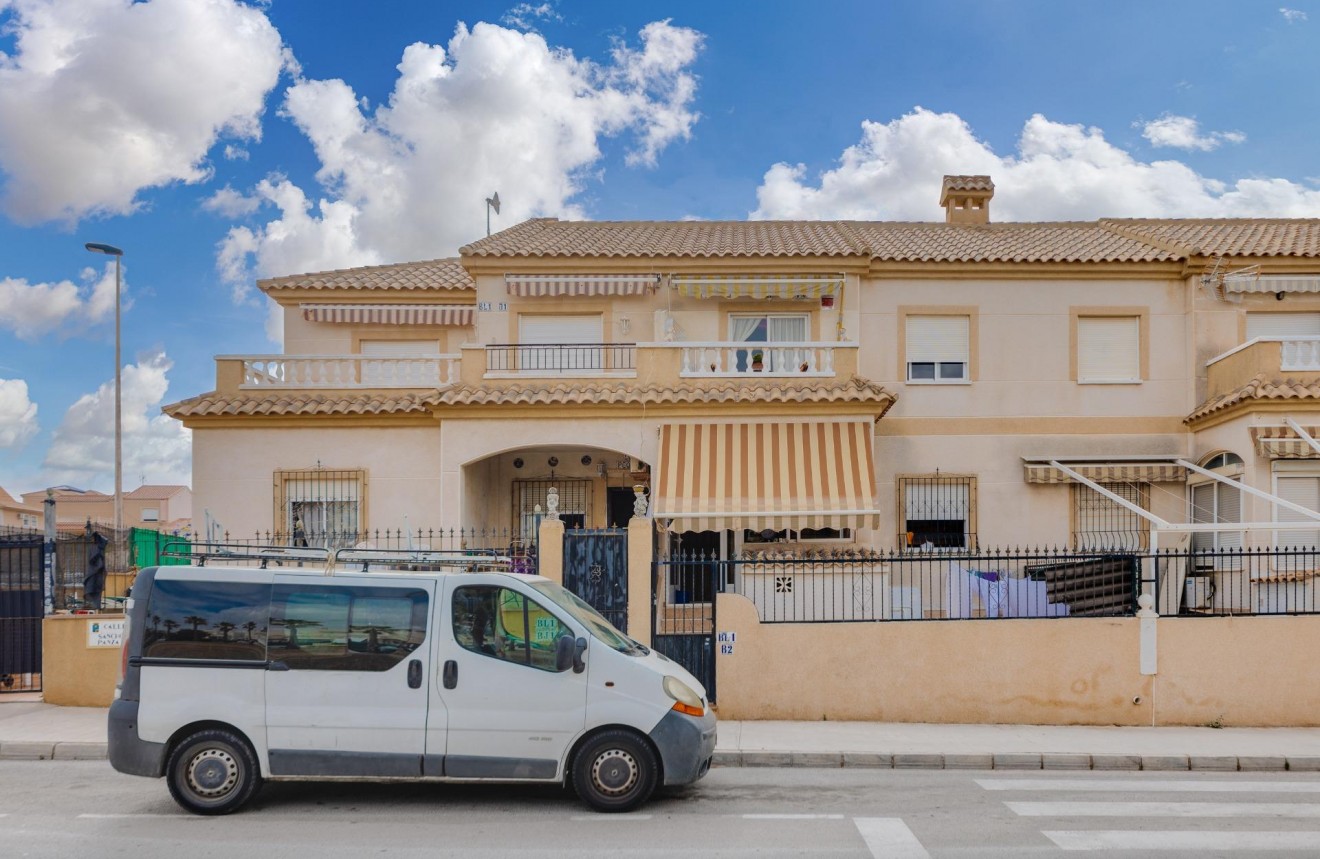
[238,355,461,389]
[1282,339,1320,371]
[675,342,844,378]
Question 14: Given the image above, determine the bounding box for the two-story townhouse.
[165,175,1320,613]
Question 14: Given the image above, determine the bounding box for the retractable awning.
[1023,459,1186,484]
[504,274,660,297]
[670,274,843,300]
[1223,274,1320,295]
[300,304,474,325]
[652,420,880,531]
[1251,425,1320,458]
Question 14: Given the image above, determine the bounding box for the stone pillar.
[627,516,654,645]
[538,518,565,585]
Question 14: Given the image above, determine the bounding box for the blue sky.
[1,0,1318,499]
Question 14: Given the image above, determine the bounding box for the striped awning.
[652,420,880,531]
[1223,274,1320,295]
[1024,462,1187,485]
[504,274,660,297]
[670,274,843,300]
[301,304,474,325]
[1251,425,1320,459]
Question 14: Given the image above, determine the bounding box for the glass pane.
[938,362,966,379]
[143,580,270,661]
[273,591,351,668]
[908,362,935,380]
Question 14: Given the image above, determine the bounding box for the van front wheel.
[165,729,262,815]
[572,729,658,813]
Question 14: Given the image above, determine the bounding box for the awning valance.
[652,420,880,531]
[1223,274,1320,295]
[1024,462,1187,485]
[504,274,660,297]
[1251,425,1320,459]
[301,304,474,326]
[670,274,843,300]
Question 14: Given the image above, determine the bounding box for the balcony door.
[360,339,441,386]
[729,314,808,372]
[517,315,602,372]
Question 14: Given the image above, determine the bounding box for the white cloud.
[1141,115,1245,151]
[216,19,703,303]
[201,185,261,218]
[223,144,250,161]
[0,379,39,449]
[0,0,287,225]
[1281,8,1308,23]
[0,262,119,340]
[501,2,560,31]
[752,107,1320,222]
[41,349,192,489]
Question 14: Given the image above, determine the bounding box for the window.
[1245,312,1320,340]
[269,584,427,671]
[453,586,574,672]
[1073,482,1148,551]
[1273,465,1320,549]
[899,475,975,549]
[141,508,159,523]
[514,478,592,538]
[905,315,969,383]
[1191,453,1244,555]
[1077,316,1140,383]
[142,579,272,661]
[274,469,365,549]
[517,315,604,371]
[729,313,809,372]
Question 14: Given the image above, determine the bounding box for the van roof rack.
[331,547,514,573]
[161,541,331,568]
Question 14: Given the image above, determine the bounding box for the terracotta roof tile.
[848,222,1176,263]
[163,391,442,419]
[433,376,895,410]
[461,218,869,259]
[125,485,187,500]
[942,175,994,193]
[1101,219,1320,259]
[258,258,473,293]
[1186,375,1320,423]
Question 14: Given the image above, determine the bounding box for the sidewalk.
[5,700,1320,771]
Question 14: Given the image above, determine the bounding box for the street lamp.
[83,242,124,538]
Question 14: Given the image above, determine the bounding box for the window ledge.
[1077,379,1143,385]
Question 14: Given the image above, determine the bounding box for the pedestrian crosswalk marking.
[853,817,929,859]
[980,778,1320,793]
[1044,830,1320,851]
[742,813,845,819]
[1009,801,1320,818]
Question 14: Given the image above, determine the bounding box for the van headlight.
[663,675,705,717]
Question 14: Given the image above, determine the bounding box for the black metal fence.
[485,343,636,373]
[216,529,539,574]
[655,546,1320,624]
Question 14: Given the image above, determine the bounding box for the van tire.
[165,729,262,815]
[571,729,658,813]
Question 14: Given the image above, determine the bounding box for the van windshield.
[527,580,647,656]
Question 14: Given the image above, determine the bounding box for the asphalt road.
[6,762,1320,857]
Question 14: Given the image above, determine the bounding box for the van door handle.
[408,659,423,689]
[443,660,458,689]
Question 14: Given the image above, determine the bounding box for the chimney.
[940,175,994,225]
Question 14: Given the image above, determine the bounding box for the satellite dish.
[487,192,501,214]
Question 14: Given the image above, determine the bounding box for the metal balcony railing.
[485,343,636,375]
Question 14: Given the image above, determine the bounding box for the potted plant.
[750,349,764,371]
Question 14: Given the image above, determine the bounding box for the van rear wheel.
[572,729,658,813]
[165,729,262,815]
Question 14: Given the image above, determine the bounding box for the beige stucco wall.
[714,592,1320,726]
[42,614,124,707]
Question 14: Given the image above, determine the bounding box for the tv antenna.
[485,192,501,237]
[1201,256,1259,302]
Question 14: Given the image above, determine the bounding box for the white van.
[108,551,715,815]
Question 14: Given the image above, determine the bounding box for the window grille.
[513,479,593,538]
[1073,481,1148,551]
[274,468,366,550]
[898,475,975,549]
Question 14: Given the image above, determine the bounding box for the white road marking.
[77,814,186,819]
[1044,830,1320,851]
[568,814,652,822]
[1009,801,1320,818]
[854,817,930,859]
[741,813,845,819]
[979,778,1320,793]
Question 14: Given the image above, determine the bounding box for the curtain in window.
[767,316,807,342]
[729,316,763,342]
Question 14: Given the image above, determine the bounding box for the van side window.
[453,586,574,672]
[143,579,271,661]
[270,585,427,671]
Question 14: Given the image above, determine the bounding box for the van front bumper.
[108,699,167,778]
[649,708,717,786]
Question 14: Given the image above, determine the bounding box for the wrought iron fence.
[655,545,1320,623]
[485,343,636,373]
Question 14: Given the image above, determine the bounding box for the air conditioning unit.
[1184,574,1215,611]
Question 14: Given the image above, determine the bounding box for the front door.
[564,528,628,631]
[432,577,587,779]
[264,575,434,777]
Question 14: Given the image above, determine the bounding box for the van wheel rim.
[591,748,639,797]
[186,748,239,798]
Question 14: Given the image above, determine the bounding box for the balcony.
[1205,337,1320,400]
[220,354,461,390]
[670,342,843,378]
[483,343,636,378]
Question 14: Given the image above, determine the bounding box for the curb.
[713,750,1320,773]
[0,741,108,761]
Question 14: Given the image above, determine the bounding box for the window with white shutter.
[1077,316,1140,383]
[1245,312,1320,340]
[1190,480,1243,554]
[1274,472,1320,549]
[516,315,603,371]
[906,315,969,383]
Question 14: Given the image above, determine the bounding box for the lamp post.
[83,242,124,538]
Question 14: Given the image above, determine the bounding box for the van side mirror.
[555,634,576,672]
[573,636,587,674]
